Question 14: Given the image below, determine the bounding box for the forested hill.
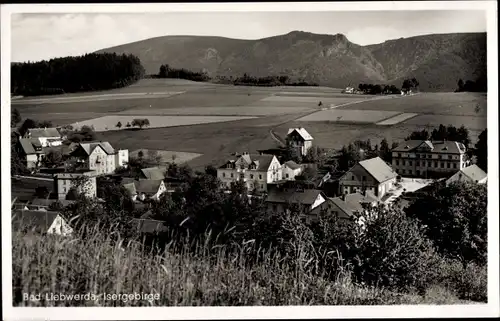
[11,53,145,96]
[96,31,487,92]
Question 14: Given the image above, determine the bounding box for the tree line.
[356,83,401,95]
[155,64,211,82]
[455,75,487,93]
[11,53,145,96]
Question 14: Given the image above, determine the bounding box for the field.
[13,79,488,170]
[129,149,202,164]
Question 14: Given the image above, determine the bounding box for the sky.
[11,10,487,63]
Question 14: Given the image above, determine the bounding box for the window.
[409,170,412,175]
[434,161,438,167]
[409,161,412,166]
[259,174,262,180]
[260,184,264,189]
[396,160,399,166]
[230,173,234,178]
[416,161,420,166]
[398,153,402,157]
[438,155,442,160]
[441,162,444,168]
[240,173,245,179]
[447,163,451,168]
[402,169,406,174]
[453,163,457,169]
[403,160,406,166]
[222,173,226,178]
[428,161,431,167]
[416,170,420,176]
[250,174,254,179]
[352,175,354,180]
[286,174,289,178]
[362,176,366,181]
[416,154,420,158]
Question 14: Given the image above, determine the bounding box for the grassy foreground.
[11,228,474,307]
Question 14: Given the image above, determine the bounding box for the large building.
[217,153,282,192]
[391,140,468,178]
[286,127,314,157]
[70,141,129,175]
[339,157,398,199]
[54,170,97,200]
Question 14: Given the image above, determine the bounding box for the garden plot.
[297,109,401,124]
[118,106,313,116]
[71,115,257,132]
[376,113,419,125]
[130,149,202,164]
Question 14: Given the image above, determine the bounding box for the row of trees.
[455,76,487,93]
[115,119,150,130]
[231,74,319,87]
[357,83,401,95]
[11,53,145,96]
[402,77,419,92]
[405,124,471,148]
[157,64,211,82]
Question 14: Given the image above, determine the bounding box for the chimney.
[340,193,346,201]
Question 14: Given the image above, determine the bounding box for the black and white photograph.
[1,2,498,319]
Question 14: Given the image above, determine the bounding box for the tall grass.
[11,226,471,307]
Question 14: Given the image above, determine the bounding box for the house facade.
[135,180,167,201]
[339,157,397,199]
[54,170,97,200]
[281,160,302,180]
[18,138,45,169]
[265,187,327,215]
[70,142,129,175]
[23,128,64,147]
[217,153,282,192]
[391,140,467,178]
[446,164,487,186]
[286,128,314,157]
[12,210,74,236]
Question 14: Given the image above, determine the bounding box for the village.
[11,124,487,237]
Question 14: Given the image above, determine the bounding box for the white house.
[123,179,166,201]
[54,170,98,200]
[446,164,487,186]
[286,127,314,157]
[70,141,129,175]
[281,160,302,180]
[23,128,64,147]
[218,152,282,192]
[265,187,327,215]
[12,209,74,236]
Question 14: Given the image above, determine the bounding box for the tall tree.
[11,108,22,127]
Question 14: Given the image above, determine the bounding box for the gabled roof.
[266,188,323,205]
[25,128,61,138]
[287,127,314,141]
[358,157,398,183]
[11,210,61,233]
[330,192,378,216]
[73,141,116,156]
[19,138,44,155]
[458,164,487,182]
[132,218,168,234]
[134,180,164,195]
[219,154,277,171]
[330,197,355,217]
[392,140,466,154]
[141,167,166,180]
[284,160,301,170]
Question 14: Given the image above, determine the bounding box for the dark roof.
[284,160,301,170]
[123,182,137,196]
[266,188,323,205]
[19,138,43,155]
[141,167,166,180]
[25,128,61,138]
[358,157,398,183]
[329,197,355,216]
[134,180,163,195]
[132,218,168,234]
[219,154,276,171]
[330,192,378,216]
[73,142,116,156]
[392,140,466,154]
[11,210,61,233]
[287,128,314,141]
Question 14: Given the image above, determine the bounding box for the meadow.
[129,149,202,164]
[12,228,475,307]
[13,79,488,170]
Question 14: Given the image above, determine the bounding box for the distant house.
[54,170,98,200]
[127,179,166,201]
[286,127,314,157]
[23,127,64,147]
[391,140,467,178]
[446,164,487,186]
[344,86,355,94]
[70,141,129,175]
[281,160,302,180]
[139,167,166,180]
[17,138,45,169]
[339,157,397,199]
[218,152,282,192]
[12,209,73,236]
[329,191,379,225]
[265,186,327,215]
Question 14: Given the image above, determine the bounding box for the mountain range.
[96,30,487,91]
